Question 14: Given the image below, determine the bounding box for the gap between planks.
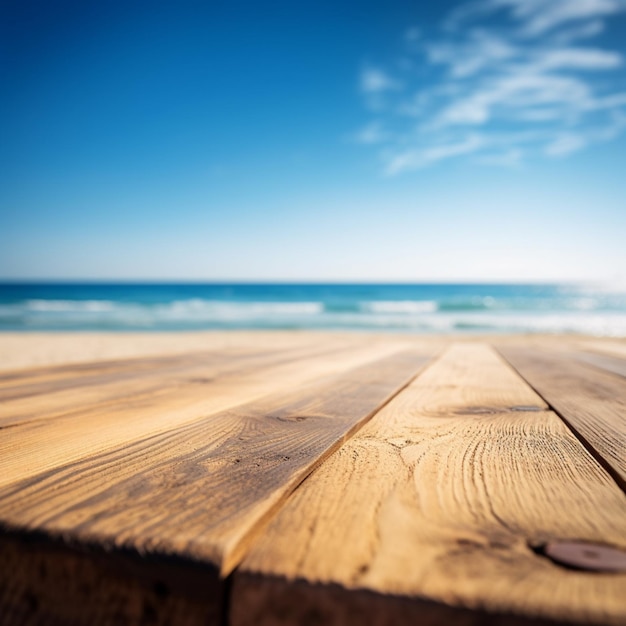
[498,345,626,491]
[232,342,626,626]
[0,338,415,489]
[0,347,435,626]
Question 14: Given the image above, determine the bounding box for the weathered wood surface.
[0,338,431,625]
[0,330,372,371]
[1,333,625,626]
[234,344,626,626]
[577,339,626,361]
[0,333,403,423]
[0,338,410,489]
[499,345,626,488]
[571,350,626,379]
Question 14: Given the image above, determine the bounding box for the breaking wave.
[1,284,625,334]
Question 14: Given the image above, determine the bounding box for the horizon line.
[0,278,603,286]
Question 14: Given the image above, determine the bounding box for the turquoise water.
[1,283,625,335]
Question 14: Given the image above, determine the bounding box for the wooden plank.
[0,343,358,428]
[0,349,291,425]
[0,529,222,626]
[572,350,626,379]
[0,332,372,392]
[0,349,257,400]
[0,340,408,489]
[0,330,362,372]
[233,343,626,626]
[0,349,431,625]
[577,339,626,361]
[499,345,626,488]
[0,352,424,571]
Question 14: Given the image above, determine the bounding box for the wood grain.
[499,345,626,488]
[577,339,626,361]
[0,330,370,372]
[0,349,256,402]
[0,336,358,424]
[571,350,626,379]
[0,350,431,582]
[0,340,406,489]
[233,343,626,626]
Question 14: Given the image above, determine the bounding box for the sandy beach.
[0,331,418,371]
[1,330,625,372]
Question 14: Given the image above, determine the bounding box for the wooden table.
[0,333,625,625]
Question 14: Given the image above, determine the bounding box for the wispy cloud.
[447,0,626,37]
[385,135,486,174]
[360,66,402,93]
[355,0,626,173]
[352,121,390,144]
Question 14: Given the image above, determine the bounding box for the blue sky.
[1,0,625,282]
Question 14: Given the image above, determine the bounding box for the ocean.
[1,283,625,335]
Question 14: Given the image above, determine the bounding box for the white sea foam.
[2,295,626,335]
[25,299,116,312]
[18,299,323,320]
[447,312,626,336]
[360,300,438,314]
[155,299,324,320]
[566,297,599,311]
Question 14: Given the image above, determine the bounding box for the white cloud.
[435,73,593,128]
[509,0,625,37]
[584,92,626,110]
[545,133,588,156]
[553,20,605,43]
[385,135,486,174]
[360,67,401,93]
[356,0,626,173]
[427,31,517,78]
[353,122,389,144]
[536,47,622,70]
[449,0,626,37]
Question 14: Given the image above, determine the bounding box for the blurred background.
[1,0,625,333]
